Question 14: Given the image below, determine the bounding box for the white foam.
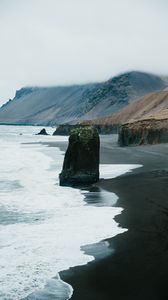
[0,126,139,300]
[100,164,142,179]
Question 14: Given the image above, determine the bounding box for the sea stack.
[59,126,100,186]
[36,128,49,135]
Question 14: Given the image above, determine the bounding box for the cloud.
[0,0,168,104]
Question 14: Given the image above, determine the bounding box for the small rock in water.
[59,126,100,186]
[36,128,49,135]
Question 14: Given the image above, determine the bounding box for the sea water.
[0,126,140,300]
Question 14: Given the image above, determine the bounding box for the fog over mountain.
[0,0,168,105]
[0,71,165,126]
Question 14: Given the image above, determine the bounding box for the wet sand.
[57,135,168,300]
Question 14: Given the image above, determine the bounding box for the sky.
[0,0,168,104]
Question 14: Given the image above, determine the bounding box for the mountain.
[82,89,168,145]
[83,90,168,125]
[0,71,166,126]
[80,71,165,120]
[0,85,95,126]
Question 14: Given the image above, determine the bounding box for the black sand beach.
[56,135,168,300]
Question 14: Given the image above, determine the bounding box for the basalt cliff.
[119,109,168,146]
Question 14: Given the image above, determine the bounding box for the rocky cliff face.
[59,127,100,186]
[119,117,168,146]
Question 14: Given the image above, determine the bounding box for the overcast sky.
[0,0,168,104]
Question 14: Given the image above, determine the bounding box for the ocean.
[0,125,139,299]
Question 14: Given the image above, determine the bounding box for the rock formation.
[36,128,49,135]
[53,124,81,136]
[59,126,100,186]
[119,116,168,146]
[53,123,119,136]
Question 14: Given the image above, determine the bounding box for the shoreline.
[34,135,168,299]
[57,135,168,299]
[22,135,129,300]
